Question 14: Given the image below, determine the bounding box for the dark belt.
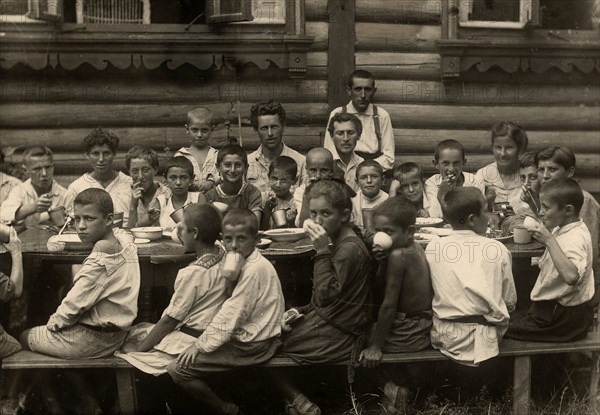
[448,315,494,326]
[401,310,433,319]
[79,322,123,333]
[179,326,204,338]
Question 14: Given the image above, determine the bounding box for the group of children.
[0,87,598,414]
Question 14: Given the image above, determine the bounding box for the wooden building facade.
[1,0,599,199]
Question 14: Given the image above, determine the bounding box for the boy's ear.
[341,208,352,223]
[566,166,575,178]
[192,227,200,240]
[105,212,114,227]
[407,224,416,238]
[564,204,576,217]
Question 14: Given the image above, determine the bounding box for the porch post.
[327,0,355,113]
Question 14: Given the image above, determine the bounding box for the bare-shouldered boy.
[359,197,433,414]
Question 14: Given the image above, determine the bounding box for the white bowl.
[130,227,163,241]
[263,228,306,243]
[415,217,443,228]
[256,238,272,249]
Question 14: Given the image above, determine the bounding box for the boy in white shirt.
[351,159,388,229]
[507,179,595,341]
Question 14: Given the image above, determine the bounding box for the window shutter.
[26,0,62,21]
[206,0,252,23]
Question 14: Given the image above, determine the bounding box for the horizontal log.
[355,0,441,24]
[356,23,441,52]
[3,128,599,154]
[2,103,598,131]
[0,79,329,104]
[305,0,328,22]
[305,22,328,51]
[355,52,442,80]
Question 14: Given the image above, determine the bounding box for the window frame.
[458,0,536,29]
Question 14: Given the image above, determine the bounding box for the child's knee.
[18,329,32,350]
[166,361,190,386]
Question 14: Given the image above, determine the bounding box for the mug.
[513,226,532,244]
[362,208,376,231]
[271,209,288,228]
[222,252,245,282]
[112,212,124,228]
[212,202,229,214]
[170,206,186,224]
[48,206,66,227]
[0,223,11,244]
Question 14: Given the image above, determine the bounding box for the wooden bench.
[3,333,600,415]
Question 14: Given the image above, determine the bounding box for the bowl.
[256,238,272,249]
[415,217,443,228]
[263,228,306,243]
[130,227,163,241]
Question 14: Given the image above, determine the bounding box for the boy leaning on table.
[506,179,595,342]
[0,146,69,229]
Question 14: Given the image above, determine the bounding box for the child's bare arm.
[531,224,581,285]
[136,315,180,352]
[5,227,23,298]
[360,250,406,368]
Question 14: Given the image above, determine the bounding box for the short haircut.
[22,146,53,164]
[375,197,417,230]
[434,139,465,161]
[184,203,221,244]
[327,112,363,139]
[356,159,383,179]
[441,187,486,225]
[394,162,422,181]
[125,146,159,170]
[490,122,529,153]
[307,180,352,214]
[187,107,215,126]
[347,69,375,88]
[268,155,297,180]
[164,156,194,178]
[82,128,120,154]
[539,179,584,215]
[519,151,538,170]
[535,146,576,170]
[217,145,248,166]
[222,208,258,237]
[74,188,114,217]
[250,100,286,130]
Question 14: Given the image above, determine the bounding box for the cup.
[222,252,245,282]
[212,202,229,214]
[170,206,186,224]
[48,206,66,227]
[0,223,11,244]
[362,208,375,231]
[112,212,124,228]
[271,209,288,228]
[513,226,532,244]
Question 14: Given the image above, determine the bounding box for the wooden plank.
[305,0,328,22]
[355,23,441,52]
[513,356,531,415]
[1,351,131,369]
[355,52,441,80]
[115,368,138,415]
[306,21,328,51]
[327,0,355,111]
[355,0,441,24]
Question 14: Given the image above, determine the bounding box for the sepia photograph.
[0,0,599,413]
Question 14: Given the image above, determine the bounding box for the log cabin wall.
[0,0,598,200]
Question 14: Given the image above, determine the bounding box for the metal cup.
[362,208,376,231]
[0,223,11,244]
[112,212,124,228]
[48,206,66,227]
[271,209,288,228]
[222,252,245,282]
[513,226,532,244]
[212,202,229,214]
[170,206,186,224]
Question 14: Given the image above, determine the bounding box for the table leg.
[513,355,531,415]
[138,263,155,322]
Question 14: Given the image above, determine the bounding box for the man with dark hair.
[323,70,395,175]
[247,100,306,203]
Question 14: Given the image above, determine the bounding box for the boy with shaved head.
[294,147,335,227]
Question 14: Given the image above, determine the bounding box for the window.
[459,0,536,29]
[0,0,61,23]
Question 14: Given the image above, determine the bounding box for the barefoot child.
[167,208,284,415]
[359,198,432,414]
[506,179,595,341]
[127,146,170,227]
[261,155,298,230]
[351,159,388,230]
[204,145,263,226]
[175,107,220,192]
[118,204,227,374]
[424,140,485,219]
[0,146,68,229]
[275,180,372,414]
[389,162,432,217]
[152,156,205,230]
[21,188,140,357]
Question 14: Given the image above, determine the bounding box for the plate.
[485,229,513,242]
[420,227,453,236]
[163,228,174,238]
[256,238,272,249]
[414,233,440,246]
[415,217,443,228]
[52,234,82,243]
[263,228,306,243]
[134,238,151,244]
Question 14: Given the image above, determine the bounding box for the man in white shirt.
[323,70,395,174]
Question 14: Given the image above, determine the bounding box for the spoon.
[58,216,72,236]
